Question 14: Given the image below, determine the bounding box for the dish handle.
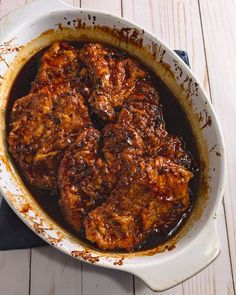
[130,220,220,292]
[0,0,74,39]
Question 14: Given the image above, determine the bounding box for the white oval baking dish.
[0,0,226,292]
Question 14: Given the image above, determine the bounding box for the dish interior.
[0,10,220,260]
[6,41,201,253]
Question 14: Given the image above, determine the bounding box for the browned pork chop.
[9,42,91,191]
[85,157,193,251]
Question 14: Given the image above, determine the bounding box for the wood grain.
[0,0,25,16]
[30,247,82,295]
[199,0,236,293]
[64,0,80,6]
[81,0,121,14]
[81,264,133,295]
[0,248,30,295]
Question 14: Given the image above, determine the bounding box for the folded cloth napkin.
[0,50,190,251]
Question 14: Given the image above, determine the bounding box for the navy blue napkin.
[0,50,190,251]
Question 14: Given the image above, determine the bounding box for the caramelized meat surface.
[31,42,81,93]
[9,89,90,190]
[59,128,102,231]
[9,41,196,252]
[118,80,193,169]
[79,43,147,122]
[85,157,193,251]
[9,43,91,191]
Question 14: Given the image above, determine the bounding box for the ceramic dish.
[0,0,226,291]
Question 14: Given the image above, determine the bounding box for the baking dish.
[0,0,226,291]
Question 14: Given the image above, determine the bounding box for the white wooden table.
[0,0,236,294]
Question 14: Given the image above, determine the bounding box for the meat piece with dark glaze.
[59,128,115,232]
[79,43,147,122]
[9,88,91,191]
[9,42,92,191]
[118,80,193,169]
[102,123,143,171]
[84,157,193,251]
[31,42,82,93]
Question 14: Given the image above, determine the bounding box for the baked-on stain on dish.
[0,22,210,258]
[113,258,125,266]
[71,250,100,263]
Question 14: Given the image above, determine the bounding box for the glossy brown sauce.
[6,42,200,252]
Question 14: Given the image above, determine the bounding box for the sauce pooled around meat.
[7,41,199,252]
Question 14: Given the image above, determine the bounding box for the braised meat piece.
[9,89,91,191]
[118,80,193,169]
[85,157,193,251]
[155,134,194,170]
[31,42,81,93]
[102,124,143,170]
[8,42,91,191]
[118,80,165,154]
[118,80,164,133]
[101,80,163,174]
[59,128,104,231]
[79,43,147,122]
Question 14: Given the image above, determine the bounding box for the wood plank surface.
[0,0,235,294]
[64,0,80,7]
[81,264,133,295]
[0,246,30,295]
[30,247,82,295]
[199,0,236,293]
[81,0,121,14]
[0,0,25,16]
